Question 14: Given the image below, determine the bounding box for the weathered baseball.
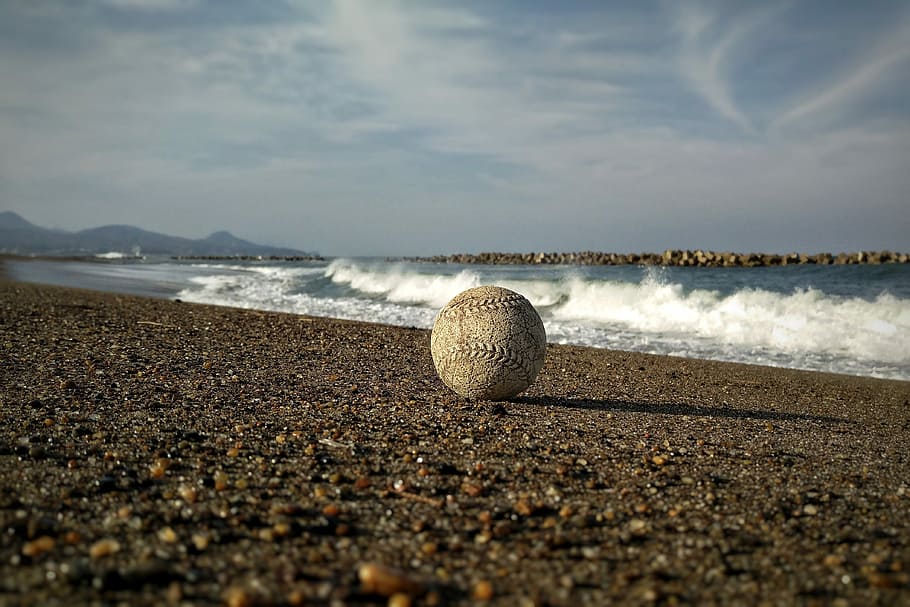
[431,285,547,400]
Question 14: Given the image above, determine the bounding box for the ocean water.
[6,257,910,381]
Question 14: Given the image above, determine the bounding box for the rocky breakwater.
[405,250,909,267]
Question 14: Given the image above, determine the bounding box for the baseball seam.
[440,295,527,316]
[438,343,533,381]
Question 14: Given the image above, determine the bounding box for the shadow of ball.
[431,285,547,400]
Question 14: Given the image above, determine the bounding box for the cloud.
[313,1,665,185]
[671,3,786,133]
[773,19,910,131]
[95,0,198,11]
[0,1,907,254]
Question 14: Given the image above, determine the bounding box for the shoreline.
[2,256,907,383]
[2,278,909,605]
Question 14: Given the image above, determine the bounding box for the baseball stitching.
[437,343,533,382]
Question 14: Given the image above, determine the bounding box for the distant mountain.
[0,211,43,231]
[0,211,314,257]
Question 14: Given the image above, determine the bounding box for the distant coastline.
[401,249,909,267]
[0,211,315,258]
[170,254,325,262]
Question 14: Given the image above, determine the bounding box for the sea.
[6,255,910,381]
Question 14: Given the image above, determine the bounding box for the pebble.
[223,586,251,607]
[21,536,55,557]
[629,519,649,536]
[158,526,178,543]
[388,593,412,607]
[179,485,198,503]
[473,580,494,601]
[358,563,423,597]
[192,533,210,551]
[214,471,228,491]
[89,538,121,559]
[514,500,534,516]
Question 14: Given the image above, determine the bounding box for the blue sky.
[1,0,908,256]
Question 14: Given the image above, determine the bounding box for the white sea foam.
[322,259,910,378]
[178,265,437,327]
[548,275,909,365]
[325,259,481,308]
[175,259,910,380]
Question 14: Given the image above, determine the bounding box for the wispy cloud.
[773,19,910,131]
[671,3,785,133]
[315,0,662,184]
[95,0,198,11]
[0,1,907,254]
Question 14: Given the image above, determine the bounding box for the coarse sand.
[1,279,909,606]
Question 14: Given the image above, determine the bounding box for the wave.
[177,263,438,327]
[325,259,482,308]
[175,259,910,379]
[325,260,910,376]
[549,274,909,365]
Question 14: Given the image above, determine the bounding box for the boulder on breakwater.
[402,250,909,267]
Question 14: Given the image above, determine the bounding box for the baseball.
[431,285,547,400]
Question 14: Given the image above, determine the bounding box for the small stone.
[802,504,818,516]
[462,482,484,497]
[358,563,423,597]
[89,538,121,559]
[22,536,55,558]
[166,581,182,604]
[149,458,170,479]
[179,485,198,503]
[192,533,210,551]
[158,526,178,543]
[223,586,251,607]
[514,500,534,516]
[867,572,900,588]
[388,593,412,607]
[629,519,648,536]
[581,546,600,560]
[214,471,228,491]
[472,580,494,601]
[420,542,438,556]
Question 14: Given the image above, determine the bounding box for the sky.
[1,0,908,256]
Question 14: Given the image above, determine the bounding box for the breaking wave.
[174,258,910,380]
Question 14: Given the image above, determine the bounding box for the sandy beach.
[1,277,909,606]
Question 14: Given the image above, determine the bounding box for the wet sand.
[1,278,908,606]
